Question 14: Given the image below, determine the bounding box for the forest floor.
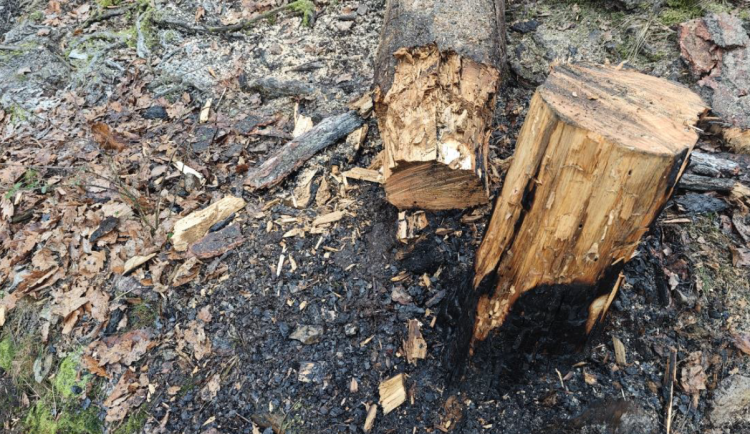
[1,0,750,433]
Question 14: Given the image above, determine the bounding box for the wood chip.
[350,378,359,393]
[172,196,246,251]
[364,403,377,432]
[313,211,345,227]
[379,373,406,415]
[404,319,427,365]
[293,114,314,138]
[173,161,205,183]
[613,336,627,366]
[199,98,212,123]
[342,167,383,184]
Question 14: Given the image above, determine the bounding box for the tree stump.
[373,0,506,210]
[471,64,707,347]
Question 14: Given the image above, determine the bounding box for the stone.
[344,323,358,336]
[142,106,169,120]
[510,20,540,34]
[289,325,324,345]
[710,375,750,427]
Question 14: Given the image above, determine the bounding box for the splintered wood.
[374,0,506,210]
[404,319,427,365]
[471,64,707,345]
[379,373,406,415]
[172,196,246,251]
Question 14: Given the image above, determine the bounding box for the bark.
[470,64,707,349]
[244,111,363,190]
[373,0,506,210]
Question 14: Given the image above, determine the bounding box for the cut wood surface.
[379,373,406,415]
[374,0,506,210]
[471,64,707,345]
[244,111,363,190]
[172,196,246,251]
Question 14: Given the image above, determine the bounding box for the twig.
[80,5,134,29]
[664,347,677,434]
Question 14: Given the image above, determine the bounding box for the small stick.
[664,347,677,434]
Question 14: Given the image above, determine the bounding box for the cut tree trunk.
[373,0,506,210]
[470,64,707,349]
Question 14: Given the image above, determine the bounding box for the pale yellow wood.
[376,45,500,210]
[379,373,406,414]
[472,64,707,342]
[172,196,246,251]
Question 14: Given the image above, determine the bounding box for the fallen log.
[244,111,363,190]
[468,64,707,353]
[373,0,506,210]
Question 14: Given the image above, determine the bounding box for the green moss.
[53,354,89,399]
[26,399,101,434]
[113,408,147,434]
[24,352,101,434]
[0,337,15,372]
[6,104,30,126]
[28,10,44,22]
[129,302,157,329]
[96,0,122,8]
[288,0,315,26]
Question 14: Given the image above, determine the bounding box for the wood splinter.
[469,63,707,351]
[374,0,506,210]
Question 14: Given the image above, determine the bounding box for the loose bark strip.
[373,0,506,210]
[244,111,363,190]
[470,64,707,348]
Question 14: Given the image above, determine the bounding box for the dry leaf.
[731,332,750,355]
[88,329,153,367]
[122,253,156,275]
[200,373,221,401]
[91,122,126,152]
[730,246,750,267]
[177,320,212,361]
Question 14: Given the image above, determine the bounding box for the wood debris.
[342,167,382,184]
[612,336,627,366]
[379,373,406,414]
[364,403,377,432]
[199,98,212,123]
[313,210,345,227]
[397,211,428,241]
[172,196,246,251]
[404,319,427,365]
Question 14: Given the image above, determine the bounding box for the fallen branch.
[244,111,363,190]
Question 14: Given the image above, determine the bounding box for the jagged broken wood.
[244,111,363,190]
[469,64,707,350]
[374,0,506,210]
